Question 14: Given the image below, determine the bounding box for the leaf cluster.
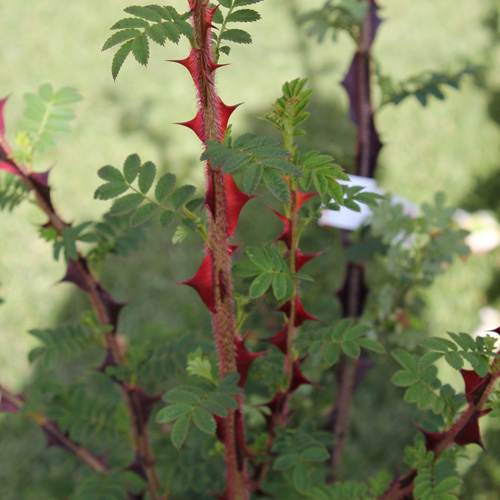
[299,0,369,43]
[260,78,313,141]
[418,331,498,377]
[156,373,242,450]
[12,84,82,162]
[73,472,142,500]
[272,427,330,494]
[95,154,198,231]
[391,349,453,414]
[102,5,193,79]
[212,0,263,59]
[28,325,94,371]
[38,222,96,263]
[405,444,461,500]
[377,66,477,108]
[0,172,28,211]
[86,213,147,265]
[370,193,470,289]
[46,384,130,446]
[306,318,385,366]
[202,133,299,203]
[298,150,349,208]
[233,245,306,301]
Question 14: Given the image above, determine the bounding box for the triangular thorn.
[454,412,487,452]
[295,191,317,212]
[168,56,197,78]
[289,357,315,392]
[176,111,205,142]
[267,205,292,249]
[60,258,90,291]
[277,298,322,327]
[295,249,325,272]
[412,421,445,452]
[178,254,215,312]
[262,325,288,354]
[235,335,267,387]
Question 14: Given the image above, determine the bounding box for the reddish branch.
[175,1,251,497]
[0,384,108,473]
[380,363,500,499]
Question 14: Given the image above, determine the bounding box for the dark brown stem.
[330,360,357,476]
[0,384,107,473]
[379,359,500,499]
[2,155,163,499]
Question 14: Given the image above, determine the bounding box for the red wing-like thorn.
[295,191,317,212]
[225,173,254,237]
[454,412,487,452]
[413,422,445,452]
[289,357,315,392]
[176,110,205,142]
[460,369,491,405]
[235,335,267,387]
[60,258,91,291]
[262,325,288,355]
[277,298,322,327]
[295,249,325,272]
[178,254,215,312]
[267,205,292,249]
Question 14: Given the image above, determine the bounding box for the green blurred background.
[2,0,500,498]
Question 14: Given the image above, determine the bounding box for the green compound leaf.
[156,403,192,423]
[263,168,290,204]
[94,182,128,200]
[124,5,163,22]
[323,342,340,366]
[331,318,353,341]
[171,185,196,210]
[392,349,418,374]
[246,247,273,272]
[123,153,141,183]
[341,340,360,359]
[73,472,129,500]
[293,461,311,493]
[220,28,252,44]
[171,414,190,450]
[192,406,216,435]
[132,32,149,65]
[227,9,261,23]
[155,172,176,203]
[111,18,150,30]
[234,0,263,5]
[138,160,156,194]
[163,388,203,405]
[129,203,158,227]
[249,272,272,298]
[112,40,133,80]
[242,163,263,195]
[109,193,144,216]
[97,165,124,183]
[159,209,176,228]
[274,453,300,470]
[272,273,287,301]
[300,445,330,462]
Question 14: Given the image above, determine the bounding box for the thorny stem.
[0,384,108,473]
[188,1,248,497]
[331,0,380,477]
[0,151,163,499]
[379,358,500,500]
